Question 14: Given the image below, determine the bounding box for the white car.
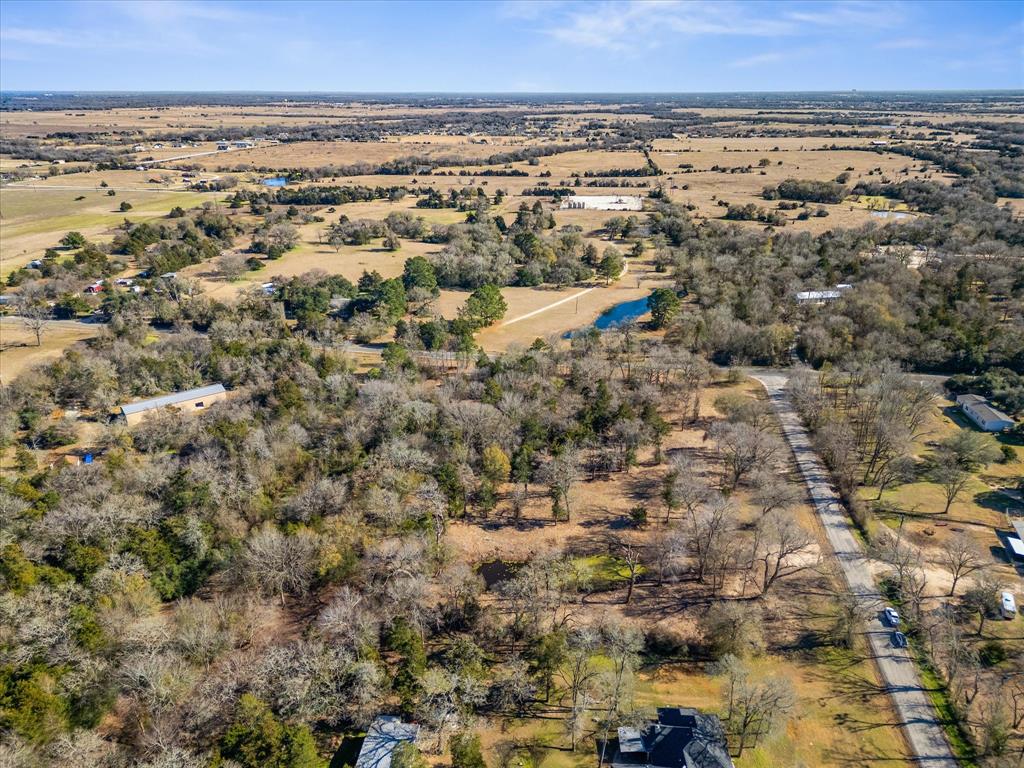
[883,607,900,627]
[1001,592,1017,620]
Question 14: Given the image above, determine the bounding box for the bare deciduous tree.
[708,422,784,491]
[716,654,795,757]
[238,523,321,605]
[704,601,765,660]
[936,533,985,596]
[19,299,51,347]
[747,510,818,597]
[929,454,972,515]
[684,494,737,590]
[538,446,582,520]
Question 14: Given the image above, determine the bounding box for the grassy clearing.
[0,318,100,383]
[847,194,911,211]
[573,555,645,590]
[0,187,224,275]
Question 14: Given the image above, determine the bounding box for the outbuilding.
[560,195,643,211]
[353,716,419,768]
[956,394,1016,432]
[117,384,226,426]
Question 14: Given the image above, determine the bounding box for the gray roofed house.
[355,716,419,768]
[795,283,853,304]
[956,394,1016,432]
[117,384,226,425]
[599,708,734,768]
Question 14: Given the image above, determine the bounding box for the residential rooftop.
[118,384,226,416]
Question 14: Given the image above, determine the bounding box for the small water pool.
[870,210,910,220]
[593,294,652,330]
[564,293,654,338]
[262,177,287,187]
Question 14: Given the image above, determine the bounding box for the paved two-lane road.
[753,373,958,767]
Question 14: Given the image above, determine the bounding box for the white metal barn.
[560,195,643,211]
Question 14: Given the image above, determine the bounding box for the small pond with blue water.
[262,177,287,187]
[593,294,652,329]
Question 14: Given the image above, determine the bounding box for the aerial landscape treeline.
[1,90,1022,768]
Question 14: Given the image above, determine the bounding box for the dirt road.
[753,372,958,768]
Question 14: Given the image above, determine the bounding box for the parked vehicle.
[883,607,900,627]
[1001,592,1017,620]
[892,631,908,649]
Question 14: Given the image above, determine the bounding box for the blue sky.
[1,0,1021,92]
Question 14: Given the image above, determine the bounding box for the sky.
[1,0,1022,92]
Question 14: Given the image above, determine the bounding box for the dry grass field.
[0,182,226,276]
[168,138,534,171]
[860,402,1023,590]
[0,316,100,382]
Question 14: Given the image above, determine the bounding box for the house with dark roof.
[956,394,1015,432]
[598,707,734,768]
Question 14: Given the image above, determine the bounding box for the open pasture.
[167,137,534,171]
[0,181,225,276]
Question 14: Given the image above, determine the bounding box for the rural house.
[956,394,1016,432]
[795,283,853,304]
[354,716,419,768]
[117,384,227,426]
[598,707,734,768]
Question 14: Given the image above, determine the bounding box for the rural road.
[752,372,959,768]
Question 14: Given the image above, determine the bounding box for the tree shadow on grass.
[821,744,911,765]
[974,489,1023,514]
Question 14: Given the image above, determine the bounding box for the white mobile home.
[956,394,1015,432]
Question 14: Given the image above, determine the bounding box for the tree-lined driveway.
[753,372,958,767]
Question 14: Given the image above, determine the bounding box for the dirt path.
[499,259,629,327]
[753,372,958,768]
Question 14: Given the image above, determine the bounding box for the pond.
[593,293,652,330]
[564,293,653,338]
[870,210,910,220]
[261,177,287,187]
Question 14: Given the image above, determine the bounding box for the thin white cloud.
[1,27,77,46]
[786,0,906,29]
[537,0,923,53]
[544,1,799,52]
[1,1,292,59]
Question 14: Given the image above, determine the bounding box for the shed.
[117,384,226,426]
[1007,537,1024,561]
[956,394,1015,432]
